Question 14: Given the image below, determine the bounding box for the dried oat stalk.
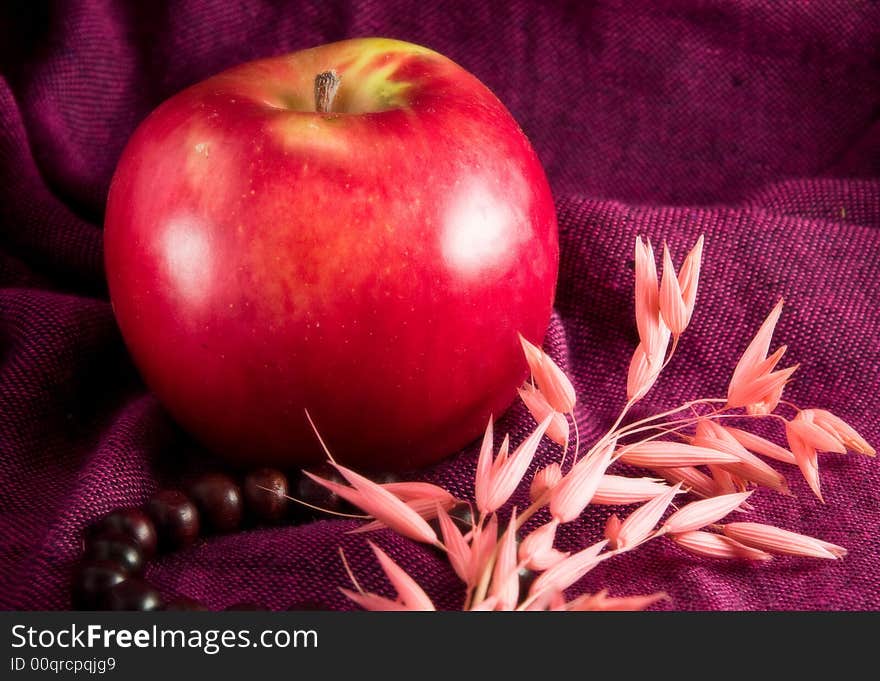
[304,236,874,611]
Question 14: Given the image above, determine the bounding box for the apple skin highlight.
[104,38,559,470]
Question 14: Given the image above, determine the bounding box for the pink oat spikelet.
[489,509,521,610]
[473,416,497,512]
[475,414,552,514]
[615,483,682,549]
[659,237,705,337]
[352,481,459,533]
[626,238,668,400]
[805,409,876,456]
[352,498,455,534]
[617,441,740,468]
[722,522,847,559]
[369,542,436,610]
[341,542,436,611]
[604,514,622,549]
[649,465,717,499]
[303,466,446,542]
[669,531,773,561]
[527,540,609,609]
[787,410,847,454]
[659,244,688,336]
[435,505,472,585]
[380,481,458,506]
[530,462,562,502]
[518,382,570,446]
[677,236,704,327]
[722,426,798,465]
[626,342,665,401]
[470,513,499,587]
[469,596,499,611]
[707,464,741,495]
[591,475,677,505]
[785,417,825,502]
[549,439,615,522]
[633,236,668,360]
[663,492,753,535]
[519,519,567,571]
[328,464,439,544]
[627,236,678,401]
[692,419,790,493]
[727,299,798,414]
[518,334,576,414]
[339,589,411,612]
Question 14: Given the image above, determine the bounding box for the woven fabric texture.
[1,0,878,610]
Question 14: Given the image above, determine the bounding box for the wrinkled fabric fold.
[0,1,878,610]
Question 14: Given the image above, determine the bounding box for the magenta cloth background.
[1,1,878,611]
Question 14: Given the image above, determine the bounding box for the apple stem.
[314,70,341,113]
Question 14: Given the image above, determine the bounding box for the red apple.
[104,38,558,471]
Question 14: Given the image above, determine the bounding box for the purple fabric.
[1,0,878,611]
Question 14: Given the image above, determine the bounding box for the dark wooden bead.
[224,602,265,611]
[103,578,163,611]
[71,560,127,610]
[370,471,401,485]
[83,532,144,574]
[427,501,475,539]
[293,463,354,520]
[165,596,209,611]
[449,502,474,527]
[147,490,200,550]
[188,473,243,533]
[243,468,288,523]
[87,509,157,559]
[518,567,536,596]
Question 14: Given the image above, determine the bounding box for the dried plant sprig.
[301,235,873,611]
[340,542,436,611]
[669,530,773,561]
